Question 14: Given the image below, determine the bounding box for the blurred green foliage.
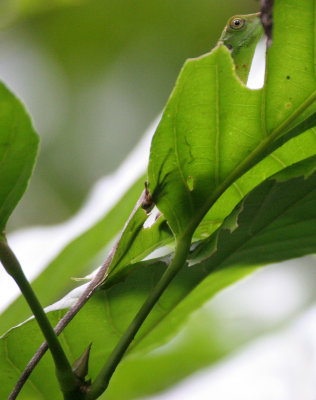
[0,0,257,229]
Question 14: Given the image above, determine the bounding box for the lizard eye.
[229,17,246,30]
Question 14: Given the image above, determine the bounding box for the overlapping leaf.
[190,155,316,268]
[0,175,145,333]
[0,83,38,233]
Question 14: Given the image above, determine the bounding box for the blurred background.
[0,0,259,230]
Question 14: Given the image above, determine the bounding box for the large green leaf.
[148,45,262,237]
[194,127,316,239]
[264,0,316,131]
[2,155,316,399]
[190,155,316,267]
[0,175,174,334]
[0,175,145,333]
[0,83,38,233]
[148,0,316,239]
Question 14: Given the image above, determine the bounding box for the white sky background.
[1,34,316,400]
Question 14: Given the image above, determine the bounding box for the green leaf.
[0,83,38,233]
[148,45,262,237]
[0,172,173,335]
[148,0,316,239]
[0,174,173,332]
[264,0,316,132]
[194,127,316,239]
[0,175,145,333]
[0,311,65,400]
[190,155,316,267]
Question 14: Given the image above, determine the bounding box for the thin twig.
[9,190,146,400]
[260,0,274,46]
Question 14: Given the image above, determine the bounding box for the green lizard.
[218,13,264,84]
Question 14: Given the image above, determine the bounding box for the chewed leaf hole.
[143,206,161,229]
[186,175,194,191]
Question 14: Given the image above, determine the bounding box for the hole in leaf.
[143,206,161,229]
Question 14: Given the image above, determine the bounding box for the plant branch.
[10,189,146,400]
[86,233,192,400]
[0,238,83,400]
